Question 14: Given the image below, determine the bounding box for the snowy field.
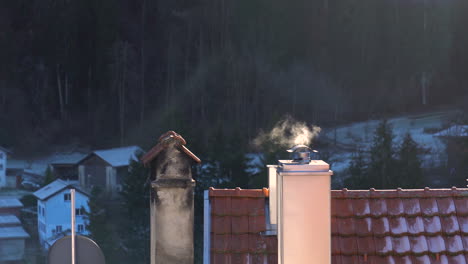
[321,110,460,176]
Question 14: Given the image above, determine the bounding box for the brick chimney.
[141,131,201,264]
[268,145,333,264]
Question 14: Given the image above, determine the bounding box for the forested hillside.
[0,0,467,155]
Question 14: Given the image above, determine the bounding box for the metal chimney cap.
[287,145,311,153]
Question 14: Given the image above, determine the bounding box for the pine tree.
[119,154,150,264]
[43,167,55,186]
[368,120,397,188]
[397,133,423,188]
[345,149,369,189]
[85,186,114,260]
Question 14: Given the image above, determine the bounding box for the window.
[42,207,45,216]
[64,193,71,201]
[0,153,3,159]
[56,225,62,233]
[0,164,3,170]
[75,208,84,216]
[78,224,84,232]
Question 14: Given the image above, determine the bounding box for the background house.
[0,198,30,263]
[0,146,12,188]
[77,146,143,196]
[49,152,87,181]
[33,179,89,250]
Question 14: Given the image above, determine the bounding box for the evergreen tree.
[397,133,423,188]
[368,120,397,188]
[43,167,55,186]
[119,154,150,264]
[85,186,114,261]
[345,149,369,189]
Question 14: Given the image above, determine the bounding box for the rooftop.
[80,145,143,167]
[0,198,23,208]
[208,187,468,264]
[0,226,30,239]
[33,179,85,200]
[0,215,21,226]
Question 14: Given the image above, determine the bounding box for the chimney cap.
[141,131,201,166]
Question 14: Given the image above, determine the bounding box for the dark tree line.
[0,0,467,155]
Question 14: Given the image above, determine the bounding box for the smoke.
[253,116,321,149]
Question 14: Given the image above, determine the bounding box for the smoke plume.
[253,116,321,149]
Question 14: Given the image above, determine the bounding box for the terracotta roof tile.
[443,254,467,264]
[212,197,232,216]
[374,236,393,254]
[209,188,468,263]
[332,198,354,217]
[338,237,358,255]
[419,197,439,215]
[337,218,356,236]
[426,235,445,253]
[389,217,408,235]
[386,199,404,216]
[352,199,370,217]
[338,255,361,264]
[231,234,249,253]
[402,198,421,215]
[437,197,457,215]
[372,217,390,236]
[459,216,468,233]
[231,216,249,234]
[356,236,375,255]
[454,198,468,215]
[354,218,372,236]
[406,217,425,235]
[250,255,267,264]
[230,253,248,264]
[212,216,231,234]
[423,216,442,234]
[409,236,428,254]
[440,215,460,234]
[445,235,464,253]
[391,236,411,254]
[411,255,432,263]
[369,199,387,217]
[231,197,249,215]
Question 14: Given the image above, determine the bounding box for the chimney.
[268,145,333,264]
[141,131,201,264]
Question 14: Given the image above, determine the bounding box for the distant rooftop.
[0,198,23,208]
[81,145,144,167]
[0,215,21,226]
[434,125,468,137]
[0,226,30,239]
[33,179,84,200]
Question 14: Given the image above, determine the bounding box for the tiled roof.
[209,187,277,264]
[208,187,468,264]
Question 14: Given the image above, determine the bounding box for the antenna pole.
[71,189,76,264]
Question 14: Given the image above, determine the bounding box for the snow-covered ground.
[321,110,460,176]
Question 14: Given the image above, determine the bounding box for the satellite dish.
[48,235,105,264]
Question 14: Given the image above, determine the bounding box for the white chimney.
[268,146,333,264]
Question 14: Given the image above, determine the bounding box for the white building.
[0,146,11,188]
[33,179,90,250]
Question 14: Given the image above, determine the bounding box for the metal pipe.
[71,189,76,264]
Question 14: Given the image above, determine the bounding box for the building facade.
[33,179,90,250]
